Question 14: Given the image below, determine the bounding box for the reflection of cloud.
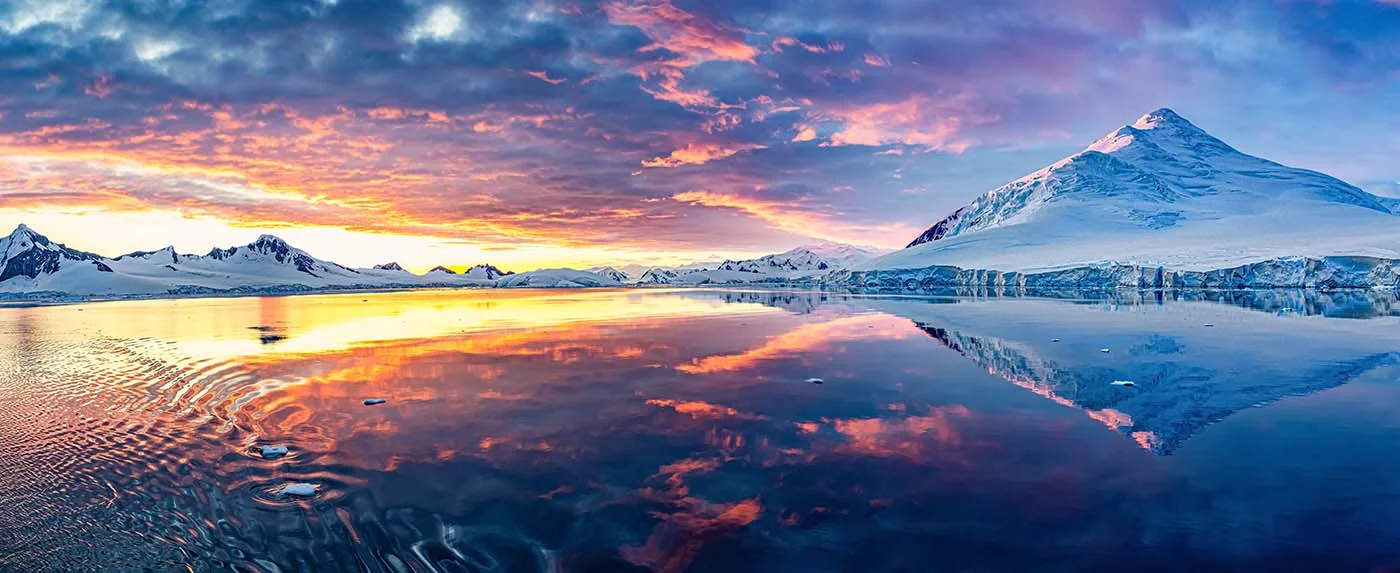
[676,314,912,374]
[823,405,973,459]
[626,454,763,572]
[646,399,766,421]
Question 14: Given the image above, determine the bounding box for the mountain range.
[0,226,510,296]
[0,223,884,296]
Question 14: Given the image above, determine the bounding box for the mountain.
[589,266,630,282]
[427,265,457,275]
[373,262,407,271]
[637,268,679,284]
[463,264,511,280]
[642,242,884,285]
[0,224,108,283]
[495,268,622,288]
[200,235,362,279]
[862,108,1400,279]
[718,243,881,273]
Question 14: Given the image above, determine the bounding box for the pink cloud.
[642,142,764,168]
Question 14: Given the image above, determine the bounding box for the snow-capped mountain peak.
[717,242,879,273]
[1131,107,1193,131]
[874,108,1400,273]
[0,224,105,281]
[589,266,630,282]
[373,262,406,271]
[115,246,180,264]
[464,264,511,280]
[428,265,458,275]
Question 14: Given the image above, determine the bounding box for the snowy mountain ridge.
[0,227,513,296]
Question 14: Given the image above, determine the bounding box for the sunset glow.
[2,0,1398,270]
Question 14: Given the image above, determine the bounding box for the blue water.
[1,288,1398,571]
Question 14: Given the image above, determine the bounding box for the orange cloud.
[670,190,918,246]
[819,95,988,151]
[642,142,764,168]
[863,52,890,67]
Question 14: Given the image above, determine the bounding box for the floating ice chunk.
[364,398,386,406]
[278,483,316,497]
[1099,348,1111,353]
[1203,324,1215,328]
[805,377,824,384]
[1050,338,1061,343]
[260,445,289,459]
[1111,380,1137,387]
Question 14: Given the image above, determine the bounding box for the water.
[2,288,1400,571]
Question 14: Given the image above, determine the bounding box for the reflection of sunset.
[676,313,914,374]
[48,288,774,363]
[1,288,1209,570]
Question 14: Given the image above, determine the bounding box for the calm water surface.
[2,288,1400,572]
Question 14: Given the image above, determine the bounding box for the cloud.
[641,142,765,168]
[601,0,759,65]
[0,0,1396,266]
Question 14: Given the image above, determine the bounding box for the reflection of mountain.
[696,289,1400,454]
[893,302,1400,454]
[700,287,1400,320]
[711,291,842,314]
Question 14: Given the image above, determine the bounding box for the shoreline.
[2,280,1397,310]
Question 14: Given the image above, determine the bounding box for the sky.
[1,0,1398,272]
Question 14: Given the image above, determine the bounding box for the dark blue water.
[1,288,1399,571]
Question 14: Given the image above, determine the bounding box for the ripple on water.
[0,330,374,568]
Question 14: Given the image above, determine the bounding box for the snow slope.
[863,108,1400,275]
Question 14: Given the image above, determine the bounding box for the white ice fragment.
[1050,338,1061,342]
[364,398,386,405]
[1099,348,1111,353]
[1111,380,1137,387]
[278,483,316,497]
[804,377,824,384]
[260,445,289,459]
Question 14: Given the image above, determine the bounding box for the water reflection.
[2,288,1400,570]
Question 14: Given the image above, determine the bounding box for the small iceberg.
[1050,338,1061,343]
[278,483,317,497]
[1111,380,1137,387]
[1099,348,1111,353]
[260,445,289,459]
[805,377,824,384]
[363,398,386,406]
